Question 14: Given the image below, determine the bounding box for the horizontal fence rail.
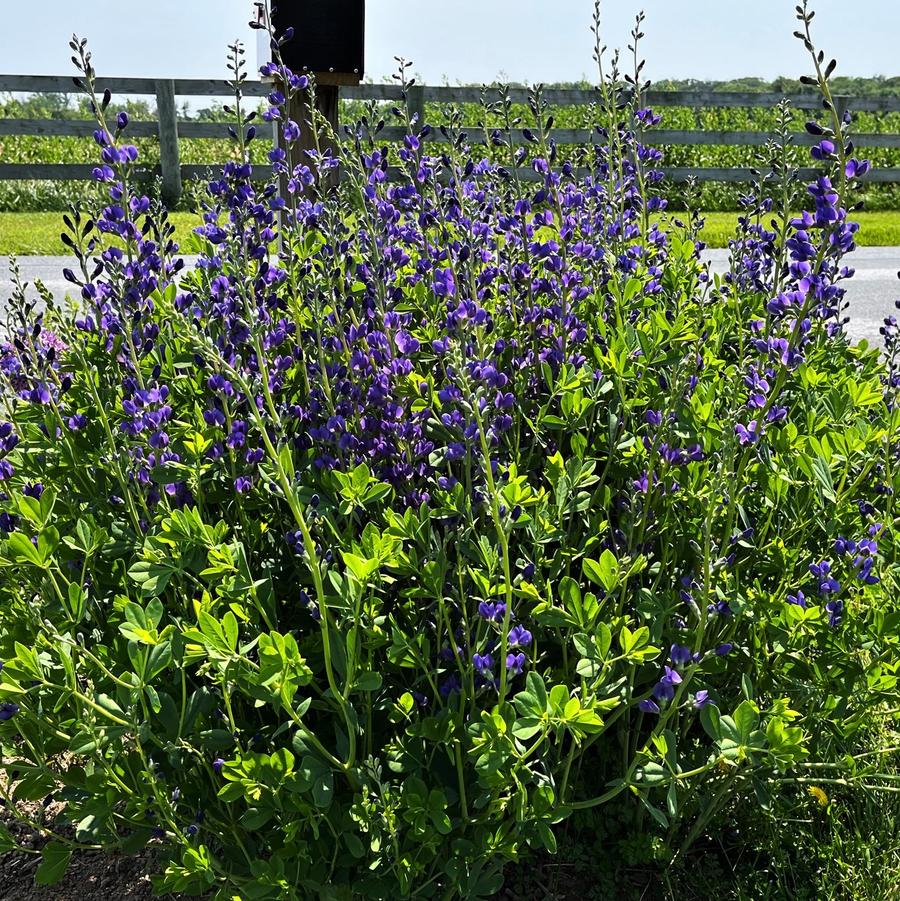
[5,74,900,111]
[4,73,900,204]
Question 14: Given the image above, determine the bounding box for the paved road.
[1,248,898,347]
[705,247,900,348]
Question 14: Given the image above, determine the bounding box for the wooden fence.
[3,74,900,206]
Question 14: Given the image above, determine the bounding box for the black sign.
[271,1,365,78]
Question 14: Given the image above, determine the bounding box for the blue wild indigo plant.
[0,1,900,897]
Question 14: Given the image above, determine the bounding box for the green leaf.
[75,813,103,843]
[241,806,275,830]
[537,822,558,854]
[640,798,669,830]
[217,782,246,803]
[582,550,618,592]
[127,559,177,596]
[354,671,382,692]
[66,582,86,621]
[511,717,543,741]
[5,532,45,567]
[14,771,56,802]
[344,832,366,859]
[734,700,760,745]
[69,731,102,755]
[16,495,44,527]
[342,552,379,584]
[35,842,71,885]
[278,443,296,483]
[811,455,836,502]
[525,671,548,714]
[596,622,612,658]
[700,703,721,741]
[300,756,334,810]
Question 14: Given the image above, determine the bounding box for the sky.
[0,1,897,87]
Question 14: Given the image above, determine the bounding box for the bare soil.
[0,810,165,901]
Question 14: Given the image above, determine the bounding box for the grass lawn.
[2,210,900,256]
[0,211,201,256]
[698,210,900,249]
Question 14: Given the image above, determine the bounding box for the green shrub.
[0,5,899,899]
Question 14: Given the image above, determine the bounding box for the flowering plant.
[1,3,899,898]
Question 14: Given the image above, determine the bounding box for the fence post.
[155,79,182,209]
[834,94,851,124]
[407,84,425,128]
[278,80,342,197]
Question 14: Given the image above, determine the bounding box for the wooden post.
[300,83,339,164]
[279,80,341,197]
[155,79,182,209]
[834,94,850,125]
[407,84,425,129]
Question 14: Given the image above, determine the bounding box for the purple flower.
[639,699,660,714]
[652,666,682,702]
[693,690,711,709]
[809,560,840,595]
[716,644,733,656]
[282,120,301,143]
[395,331,420,355]
[432,268,456,299]
[234,476,253,494]
[478,602,506,622]
[834,537,856,556]
[506,652,526,676]
[23,482,43,499]
[212,758,225,775]
[669,644,693,667]
[508,625,533,648]
[845,159,871,180]
[787,590,807,608]
[856,556,879,585]
[735,421,760,446]
[811,139,836,160]
[826,599,844,628]
[29,383,52,405]
[472,653,494,677]
[0,702,19,721]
